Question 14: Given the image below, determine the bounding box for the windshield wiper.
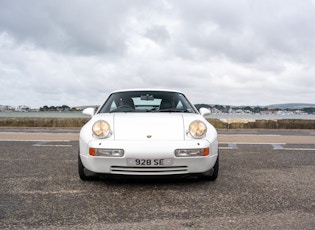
[158,109,191,113]
[110,108,135,113]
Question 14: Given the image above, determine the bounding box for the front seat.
[120,98,135,109]
[160,99,174,110]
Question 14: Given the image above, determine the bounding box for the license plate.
[127,158,173,166]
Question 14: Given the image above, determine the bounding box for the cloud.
[0,0,146,55]
[0,0,315,108]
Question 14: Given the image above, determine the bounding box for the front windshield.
[98,91,197,113]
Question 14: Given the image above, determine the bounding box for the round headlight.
[92,120,111,138]
[189,120,207,138]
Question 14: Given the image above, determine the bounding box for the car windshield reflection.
[98,91,197,114]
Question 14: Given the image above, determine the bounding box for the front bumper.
[80,139,218,176]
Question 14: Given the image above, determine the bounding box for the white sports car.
[79,89,219,180]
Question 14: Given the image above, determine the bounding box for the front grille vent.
[110,166,188,175]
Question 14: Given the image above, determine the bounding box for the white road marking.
[32,141,73,147]
[0,139,72,142]
[219,143,315,152]
[279,148,315,151]
[219,143,239,150]
[34,144,73,147]
[272,144,284,150]
[220,142,286,145]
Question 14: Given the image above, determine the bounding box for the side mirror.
[199,107,211,116]
[82,108,95,117]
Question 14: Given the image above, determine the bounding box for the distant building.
[0,105,15,112]
[16,105,31,112]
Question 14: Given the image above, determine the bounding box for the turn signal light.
[89,148,124,157]
[175,148,210,157]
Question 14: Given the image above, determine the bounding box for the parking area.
[0,131,315,229]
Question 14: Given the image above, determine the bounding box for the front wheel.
[78,152,96,181]
[201,154,219,181]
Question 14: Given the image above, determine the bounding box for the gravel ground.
[1,137,314,229]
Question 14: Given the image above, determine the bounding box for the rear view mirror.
[140,94,154,100]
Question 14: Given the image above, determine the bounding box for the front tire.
[201,154,219,181]
[78,152,95,181]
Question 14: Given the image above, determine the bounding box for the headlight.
[189,120,207,138]
[92,120,111,138]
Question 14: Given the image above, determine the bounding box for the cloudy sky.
[1,0,315,108]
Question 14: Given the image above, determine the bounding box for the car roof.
[110,89,184,94]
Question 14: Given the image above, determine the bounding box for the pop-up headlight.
[92,120,111,138]
[188,120,207,138]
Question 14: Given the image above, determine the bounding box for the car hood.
[113,113,185,140]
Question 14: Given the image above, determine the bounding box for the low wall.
[0,117,89,128]
[0,117,315,129]
[206,118,315,129]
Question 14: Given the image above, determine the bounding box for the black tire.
[201,154,219,181]
[78,153,95,181]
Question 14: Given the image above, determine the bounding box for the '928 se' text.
[135,159,164,166]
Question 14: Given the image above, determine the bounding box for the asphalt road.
[0,130,315,229]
